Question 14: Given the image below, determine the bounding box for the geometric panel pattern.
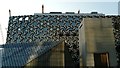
[7,14,117,64]
[6,14,83,63]
[112,16,120,67]
[7,15,82,44]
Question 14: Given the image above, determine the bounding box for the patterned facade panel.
[7,14,112,64]
[6,15,82,46]
[6,14,82,63]
[112,16,120,66]
[4,12,120,67]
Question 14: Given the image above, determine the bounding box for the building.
[79,17,117,67]
[6,12,105,66]
[5,10,120,67]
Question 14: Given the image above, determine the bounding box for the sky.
[0,0,120,44]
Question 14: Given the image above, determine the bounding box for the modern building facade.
[5,10,120,67]
[7,12,104,44]
[79,18,117,67]
[6,12,105,65]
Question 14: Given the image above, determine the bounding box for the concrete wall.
[79,18,117,67]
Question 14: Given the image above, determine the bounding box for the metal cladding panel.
[1,41,61,66]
